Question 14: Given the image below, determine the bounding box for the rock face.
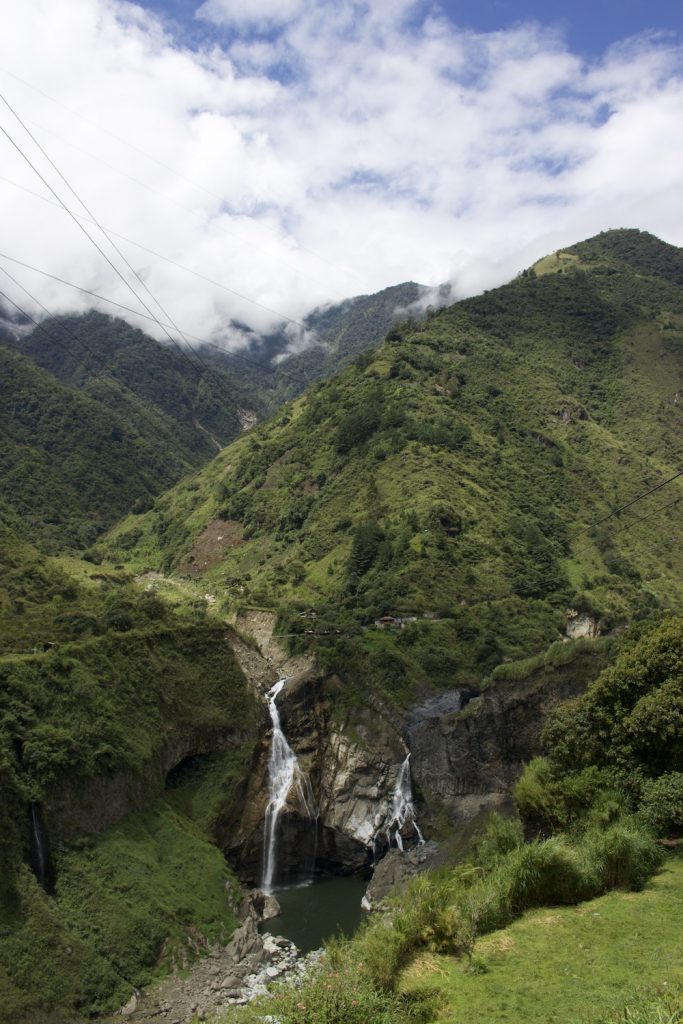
[230,667,408,883]
[409,648,609,827]
[362,841,439,910]
[45,723,252,843]
[226,612,607,886]
[565,611,601,640]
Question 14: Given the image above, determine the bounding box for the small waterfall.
[28,802,55,894]
[261,679,316,893]
[384,754,425,851]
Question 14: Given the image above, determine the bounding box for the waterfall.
[384,754,425,851]
[261,679,316,893]
[28,802,55,894]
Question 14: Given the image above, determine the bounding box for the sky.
[0,0,682,350]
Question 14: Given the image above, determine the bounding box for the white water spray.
[385,754,425,851]
[261,679,316,893]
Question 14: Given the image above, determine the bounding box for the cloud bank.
[0,0,681,347]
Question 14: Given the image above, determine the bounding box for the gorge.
[0,229,681,1023]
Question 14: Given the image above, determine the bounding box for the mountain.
[9,309,264,452]
[106,228,683,698]
[0,313,267,551]
[2,229,682,1023]
[0,287,423,551]
[202,280,426,410]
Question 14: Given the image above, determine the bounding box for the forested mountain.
[203,280,425,410]
[0,288,422,551]
[107,228,683,697]
[10,309,264,448]
[2,229,682,1024]
[0,343,223,550]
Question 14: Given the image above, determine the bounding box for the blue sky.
[0,0,682,345]
[144,0,683,56]
[439,1,682,54]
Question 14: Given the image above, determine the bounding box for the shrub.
[471,812,524,868]
[639,773,683,836]
[582,820,663,891]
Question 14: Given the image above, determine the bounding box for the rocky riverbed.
[107,893,321,1024]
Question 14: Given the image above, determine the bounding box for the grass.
[399,853,683,1024]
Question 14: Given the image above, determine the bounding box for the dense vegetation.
[0,313,266,550]
[516,615,683,836]
[205,280,425,411]
[106,229,683,704]
[0,545,260,1021]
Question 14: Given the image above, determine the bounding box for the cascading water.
[384,754,425,851]
[261,679,316,893]
[28,802,55,894]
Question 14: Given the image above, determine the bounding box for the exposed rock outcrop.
[409,648,609,828]
[362,841,439,910]
[230,666,408,881]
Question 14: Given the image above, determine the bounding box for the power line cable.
[0,65,367,286]
[0,251,308,386]
[0,171,314,334]
[0,274,191,458]
[573,469,683,540]
[0,100,294,407]
[573,495,681,553]
[0,92,224,378]
[0,98,208,379]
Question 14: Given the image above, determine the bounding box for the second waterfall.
[261,678,317,893]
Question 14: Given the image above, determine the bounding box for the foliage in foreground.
[225,813,663,1024]
[398,853,683,1024]
[515,616,683,835]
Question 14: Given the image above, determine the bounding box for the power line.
[574,496,681,553]
[0,251,308,386]
[0,92,209,379]
[0,64,367,287]
[0,171,314,334]
[573,469,683,539]
[0,100,301,407]
[0,274,190,461]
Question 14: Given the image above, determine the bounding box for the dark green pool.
[260,876,368,952]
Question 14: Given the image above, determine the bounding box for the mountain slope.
[10,310,263,454]
[106,229,683,698]
[0,343,218,550]
[203,280,425,410]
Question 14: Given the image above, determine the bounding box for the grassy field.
[400,852,683,1024]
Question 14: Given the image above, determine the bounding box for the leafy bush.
[639,773,683,836]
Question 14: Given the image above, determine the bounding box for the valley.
[0,229,681,1024]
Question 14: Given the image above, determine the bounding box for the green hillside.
[106,228,683,700]
[0,309,271,551]
[11,310,264,455]
[0,344,222,551]
[203,280,425,410]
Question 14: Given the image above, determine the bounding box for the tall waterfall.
[28,802,55,894]
[261,679,316,893]
[385,754,425,851]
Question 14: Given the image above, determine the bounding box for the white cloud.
[0,0,681,351]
